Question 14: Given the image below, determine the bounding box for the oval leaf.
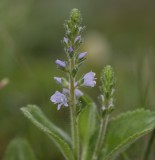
[100,109,155,160]
[21,105,74,160]
[3,138,36,160]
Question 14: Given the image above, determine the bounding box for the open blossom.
[83,71,96,87]
[55,59,66,68]
[78,52,87,60]
[50,91,68,110]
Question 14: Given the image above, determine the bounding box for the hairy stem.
[69,58,79,160]
[143,129,155,160]
[92,114,109,160]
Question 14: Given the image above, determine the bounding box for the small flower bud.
[55,59,66,68]
[54,77,68,87]
[68,46,73,53]
[74,35,81,43]
[70,8,82,25]
[78,52,87,60]
[64,37,68,44]
[54,77,62,85]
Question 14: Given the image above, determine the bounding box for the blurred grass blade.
[3,138,36,160]
[21,105,74,160]
[100,109,155,160]
[78,96,97,160]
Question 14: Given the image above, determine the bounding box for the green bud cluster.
[100,65,116,99]
[99,65,116,115]
[70,9,82,27]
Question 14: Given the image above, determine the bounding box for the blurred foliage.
[3,138,36,160]
[0,0,155,159]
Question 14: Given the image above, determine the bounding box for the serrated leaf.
[21,105,74,160]
[3,138,36,160]
[78,96,97,160]
[100,109,155,160]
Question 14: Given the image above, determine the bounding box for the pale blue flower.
[78,52,87,60]
[55,59,66,68]
[74,35,81,43]
[50,91,68,110]
[83,71,96,87]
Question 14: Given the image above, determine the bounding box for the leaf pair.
[3,138,36,160]
[18,101,155,160]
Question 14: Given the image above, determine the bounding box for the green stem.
[143,129,155,160]
[69,58,79,160]
[92,114,109,160]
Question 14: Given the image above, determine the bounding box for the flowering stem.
[92,114,109,160]
[69,58,79,160]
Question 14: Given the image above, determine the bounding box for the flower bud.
[70,8,82,25]
[55,59,66,68]
[78,52,87,60]
[54,77,68,87]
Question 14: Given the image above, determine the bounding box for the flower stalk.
[69,57,79,160]
[50,8,96,160]
[92,65,116,160]
[92,114,109,160]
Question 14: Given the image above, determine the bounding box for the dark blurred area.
[0,0,155,159]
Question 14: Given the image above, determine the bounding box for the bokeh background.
[0,0,155,159]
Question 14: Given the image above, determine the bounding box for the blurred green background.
[0,0,155,159]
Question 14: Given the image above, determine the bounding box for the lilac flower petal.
[68,46,73,52]
[55,59,66,68]
[75,89,83,97]
[50,91,68,110]
[64,37,68,44]
[83,71,96,79]
[83,71,96,87]
[74,35,81,43]
[54,77,62,85]
[78,52,87,60]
